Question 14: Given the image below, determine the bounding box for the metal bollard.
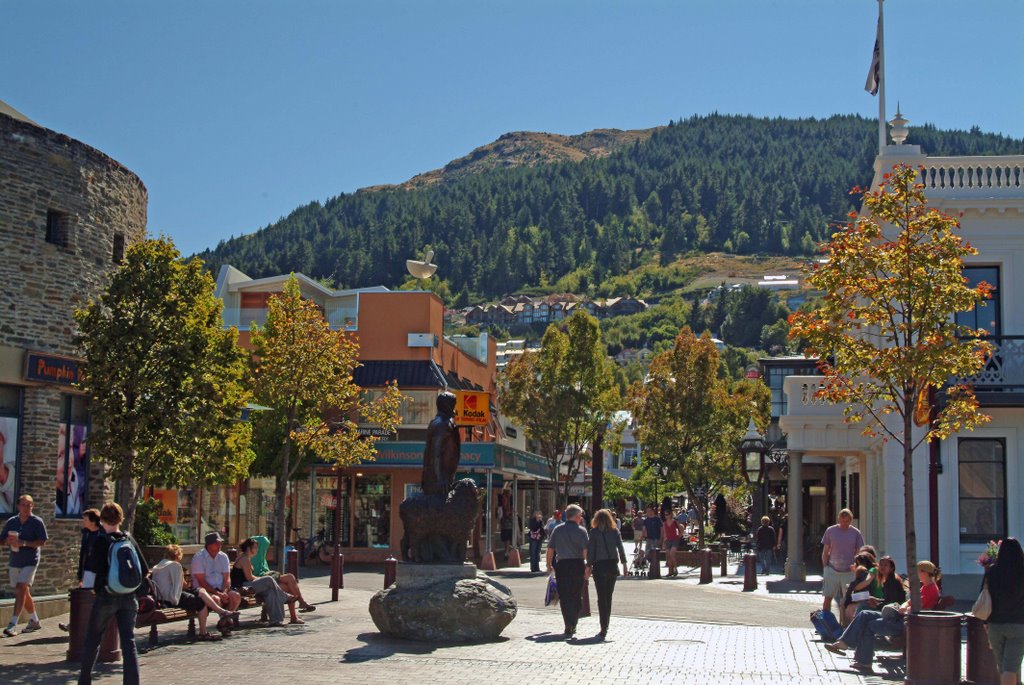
[699,548,713,584]
[287,548,300,581]
[743,553,758,591]
[648,547,661,579]
[720,548,728,577]
[383,554,397,589]
[330,548,344,601]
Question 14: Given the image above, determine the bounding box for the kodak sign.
[454,391,491,427]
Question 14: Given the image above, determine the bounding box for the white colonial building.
[779,131,1024,597]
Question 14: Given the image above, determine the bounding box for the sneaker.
[22,620,42,633]
[3,625,17,637]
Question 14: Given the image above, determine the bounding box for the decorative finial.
[889,104,909,145]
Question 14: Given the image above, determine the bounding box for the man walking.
[79,502,148,685]
[546,504,588,639]
[821,509,864,621]
[640,505,662,566]
[2,494,48,636]
[755,516,776,575]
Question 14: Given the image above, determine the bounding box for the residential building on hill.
[466,293,646,327]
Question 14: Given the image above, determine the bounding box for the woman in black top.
[585,509,628,640]
[527,511,546,573]
[985,538,1024,684]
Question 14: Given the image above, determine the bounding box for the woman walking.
[984,538,1024,685]
[527,511,546,573]
[586,509,628,640]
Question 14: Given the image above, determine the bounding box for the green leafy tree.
[500,311,619,506]
[250,275,403,569]
[75,237,253,531]
[788,164,992,611]
[627,327,768,546]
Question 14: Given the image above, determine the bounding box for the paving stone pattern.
[0,573,899,685]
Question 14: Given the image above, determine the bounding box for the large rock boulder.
[369,563,516,642]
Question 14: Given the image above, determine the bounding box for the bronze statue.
[421,391,460,498]
[400,391,479,563]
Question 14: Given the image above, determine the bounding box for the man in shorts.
[2,494,48,636]
[821,509,864,622]
[641,506,663,562]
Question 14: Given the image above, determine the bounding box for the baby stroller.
[629,539,649,576]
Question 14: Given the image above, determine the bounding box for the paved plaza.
[0,561,914,685]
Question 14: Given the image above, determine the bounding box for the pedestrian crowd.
[2,493,317,685]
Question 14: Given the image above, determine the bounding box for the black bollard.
[743,553,758,591]
[330,549,344,601]
[383,555,397,589]
[648,547,661,579]
[720,548,728,577]
[287,548,300,581]
[699,548,713,584]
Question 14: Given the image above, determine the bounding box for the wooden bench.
[136,607,197,647]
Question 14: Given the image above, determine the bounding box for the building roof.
[0,99,37,126]
[353,360,448,389]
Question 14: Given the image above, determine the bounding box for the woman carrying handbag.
[981,538,1024,685]
[585,509,629,640]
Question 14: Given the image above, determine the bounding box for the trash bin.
[66,588,120,663]
[905,610,961,684]
[965,614,1001,685]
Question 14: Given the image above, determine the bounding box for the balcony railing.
[223,306,358,331]
[955,336,1024,391]
[919,156,1024,199]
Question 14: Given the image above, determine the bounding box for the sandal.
[289,618,305,625]
[198,632,222,642]
[299,604,316,613]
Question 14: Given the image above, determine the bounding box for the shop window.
[56,395,89,517]
[0,385,23,514]
[959,438,1006,543]
[314,474,350,547]
[353,474,390,548]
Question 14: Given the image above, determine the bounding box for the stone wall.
[0,111,146,596]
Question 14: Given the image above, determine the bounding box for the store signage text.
[455,391,490,426]
[24,351,82,387]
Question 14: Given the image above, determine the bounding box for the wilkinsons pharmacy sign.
[24,351,82,387]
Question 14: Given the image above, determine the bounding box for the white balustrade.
[919,156,1024,198]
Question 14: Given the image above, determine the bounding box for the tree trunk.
[275,438,293,573]
[119,469,136,533]
[903,412,921,613]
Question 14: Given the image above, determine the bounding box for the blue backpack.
[106,532,143,595]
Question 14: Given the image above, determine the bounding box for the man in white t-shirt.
[190,532,241,619]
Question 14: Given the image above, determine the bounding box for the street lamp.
[738,418,767,486]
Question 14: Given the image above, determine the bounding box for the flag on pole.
[865,16,881,95]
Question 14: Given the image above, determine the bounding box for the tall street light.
[737,417,768,528]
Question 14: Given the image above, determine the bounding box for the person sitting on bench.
[190,532,242,635]
[824,560,942,673]
[151,544,238,641]
[248,535,315,612]
[233,538,302,625]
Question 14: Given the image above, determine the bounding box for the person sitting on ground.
[150,544,238,642]
[233,537,302,626]
[190,532,242,635]
[248,534,315,612]
[825,560,942,673]
[842,551,877,623]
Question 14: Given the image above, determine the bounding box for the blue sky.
[3,1,1022,256]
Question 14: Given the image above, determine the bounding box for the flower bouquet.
[977,540,1001,568]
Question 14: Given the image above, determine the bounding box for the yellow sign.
[455,391,491,426]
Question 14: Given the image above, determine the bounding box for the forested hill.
[197,114,1022,301]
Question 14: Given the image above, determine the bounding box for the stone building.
[0,101,147,596]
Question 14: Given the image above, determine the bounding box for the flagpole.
[877,0,887,152]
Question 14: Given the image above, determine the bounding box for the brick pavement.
[0,572,900,685]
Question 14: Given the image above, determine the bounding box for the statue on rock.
[399,391,480,563]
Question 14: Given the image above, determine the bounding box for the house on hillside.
[775,122,1024,596]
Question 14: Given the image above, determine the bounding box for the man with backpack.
[79,502,148,685]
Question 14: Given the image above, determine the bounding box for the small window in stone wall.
[112,233,125,264]
[45,210,71,249]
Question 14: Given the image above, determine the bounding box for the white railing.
[919,156,1024,198]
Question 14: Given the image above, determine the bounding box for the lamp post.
[737,418,768,526]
